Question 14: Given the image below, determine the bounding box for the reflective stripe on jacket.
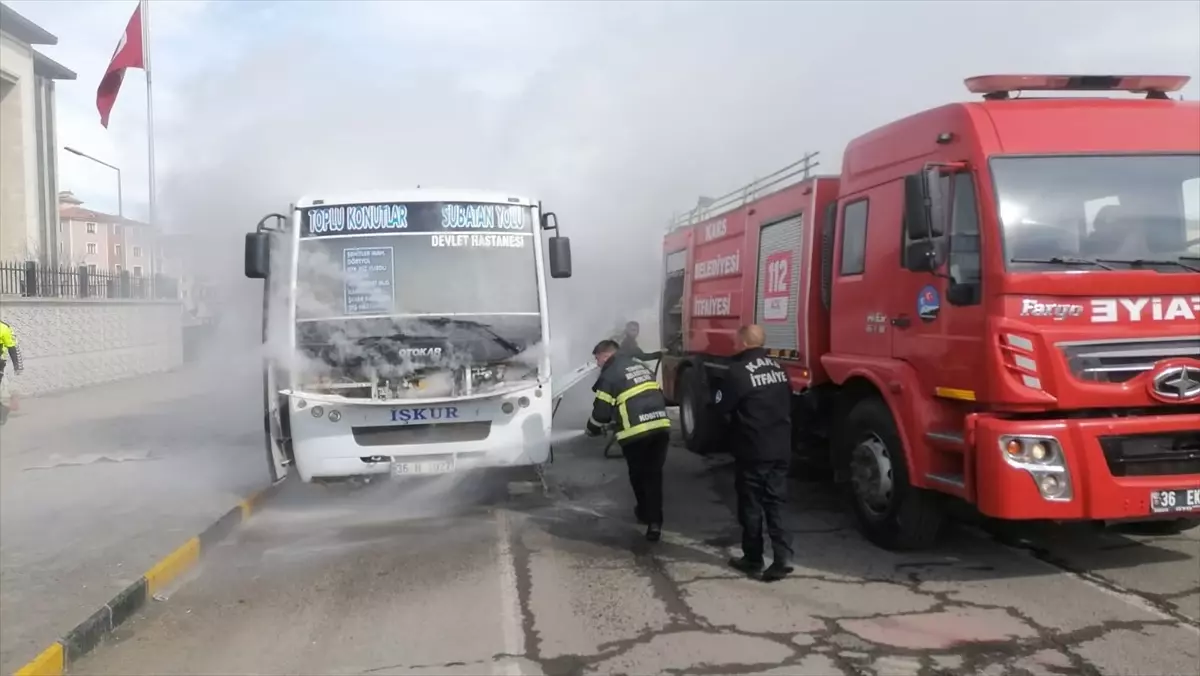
[0,321,21,370]
[585,351,671,443]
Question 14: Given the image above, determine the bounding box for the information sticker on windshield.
[343,247,395,314]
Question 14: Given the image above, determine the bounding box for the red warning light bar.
[965,74,1190,99]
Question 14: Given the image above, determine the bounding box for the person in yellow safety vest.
[0,319,24,384]
[585,338,672,542]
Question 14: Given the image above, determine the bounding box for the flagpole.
[141,0,157,240]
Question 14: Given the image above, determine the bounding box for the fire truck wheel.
[678,366,718,455]
[843,397,944,551]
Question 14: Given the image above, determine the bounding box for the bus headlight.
[312,406,324,418]
[501,402,515,415]
[328,410,341,422]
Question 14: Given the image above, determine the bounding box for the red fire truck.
[658,74,1200,550]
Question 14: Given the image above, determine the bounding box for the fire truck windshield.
[293,202,540,320]
[993,154,1200,273]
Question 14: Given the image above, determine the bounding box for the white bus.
[244,190,575,484]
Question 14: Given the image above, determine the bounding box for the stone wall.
[0,298,183,396]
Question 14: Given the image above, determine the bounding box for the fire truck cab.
[660,75,1200,550]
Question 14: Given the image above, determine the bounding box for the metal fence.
[0,261,179,300]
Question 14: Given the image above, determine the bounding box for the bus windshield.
[294,201,540,319]
[289,201,544,397]
[993,154,1200,273]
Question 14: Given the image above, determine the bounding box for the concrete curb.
[11,482,282,676]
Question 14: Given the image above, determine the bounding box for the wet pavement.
[69,389,1199,676]
[0,358,268,674]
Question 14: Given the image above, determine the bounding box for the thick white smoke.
[133,0,1198,376]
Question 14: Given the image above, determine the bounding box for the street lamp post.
[64,147,122,218]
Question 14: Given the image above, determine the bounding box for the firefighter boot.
[728,556,765,576]
[645,523,662,542]
[761,561,794,583]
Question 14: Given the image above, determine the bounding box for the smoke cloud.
[128,0,1199,370]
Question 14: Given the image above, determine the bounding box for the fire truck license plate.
[391,458,455,477]
[1149,488,1200,514]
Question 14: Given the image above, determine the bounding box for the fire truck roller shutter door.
[755,214,803,353]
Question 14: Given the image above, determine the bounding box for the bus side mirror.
[548,236,572,279]
[245,232,270,279]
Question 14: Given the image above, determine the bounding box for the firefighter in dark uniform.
[618,321,661,362]
[585,339,673,542]
[715,325,795,581]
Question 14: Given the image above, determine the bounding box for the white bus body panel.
[287,383,552,482]
[273,190,559,483]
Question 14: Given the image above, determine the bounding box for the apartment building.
[58,191,163,277]
[0,3,75,264]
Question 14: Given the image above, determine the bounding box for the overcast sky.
[13,0,1200,355]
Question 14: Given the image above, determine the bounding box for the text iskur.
[391,406,460,423]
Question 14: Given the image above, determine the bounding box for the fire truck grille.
[1058,337,1200,384]
[1099,430,1200,477]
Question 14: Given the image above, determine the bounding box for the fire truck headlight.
[1000,435,1062,466]
[1029,441,1050,462]
[1032,469,1072,501]
[999,435,1071,501]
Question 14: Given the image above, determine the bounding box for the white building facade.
[0,3,75,265]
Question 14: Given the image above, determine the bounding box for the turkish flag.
[96,4,144,129]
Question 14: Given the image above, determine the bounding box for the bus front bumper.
[288,387,553,482]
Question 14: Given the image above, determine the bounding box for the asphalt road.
[70,388,1199,676]
[0,354,269,674]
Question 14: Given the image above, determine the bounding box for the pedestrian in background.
[715,324,794,581]
[585,338,672,542]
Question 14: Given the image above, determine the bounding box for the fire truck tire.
[678,366,719,456]
[842,397,944,551]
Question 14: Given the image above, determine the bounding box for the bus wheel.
[842,397,943,551]
[679,367,717,455]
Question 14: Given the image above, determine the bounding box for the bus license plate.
[391,458,455,477]
[1149,488,1200,514]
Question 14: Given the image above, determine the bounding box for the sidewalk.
[0,358,270,673]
